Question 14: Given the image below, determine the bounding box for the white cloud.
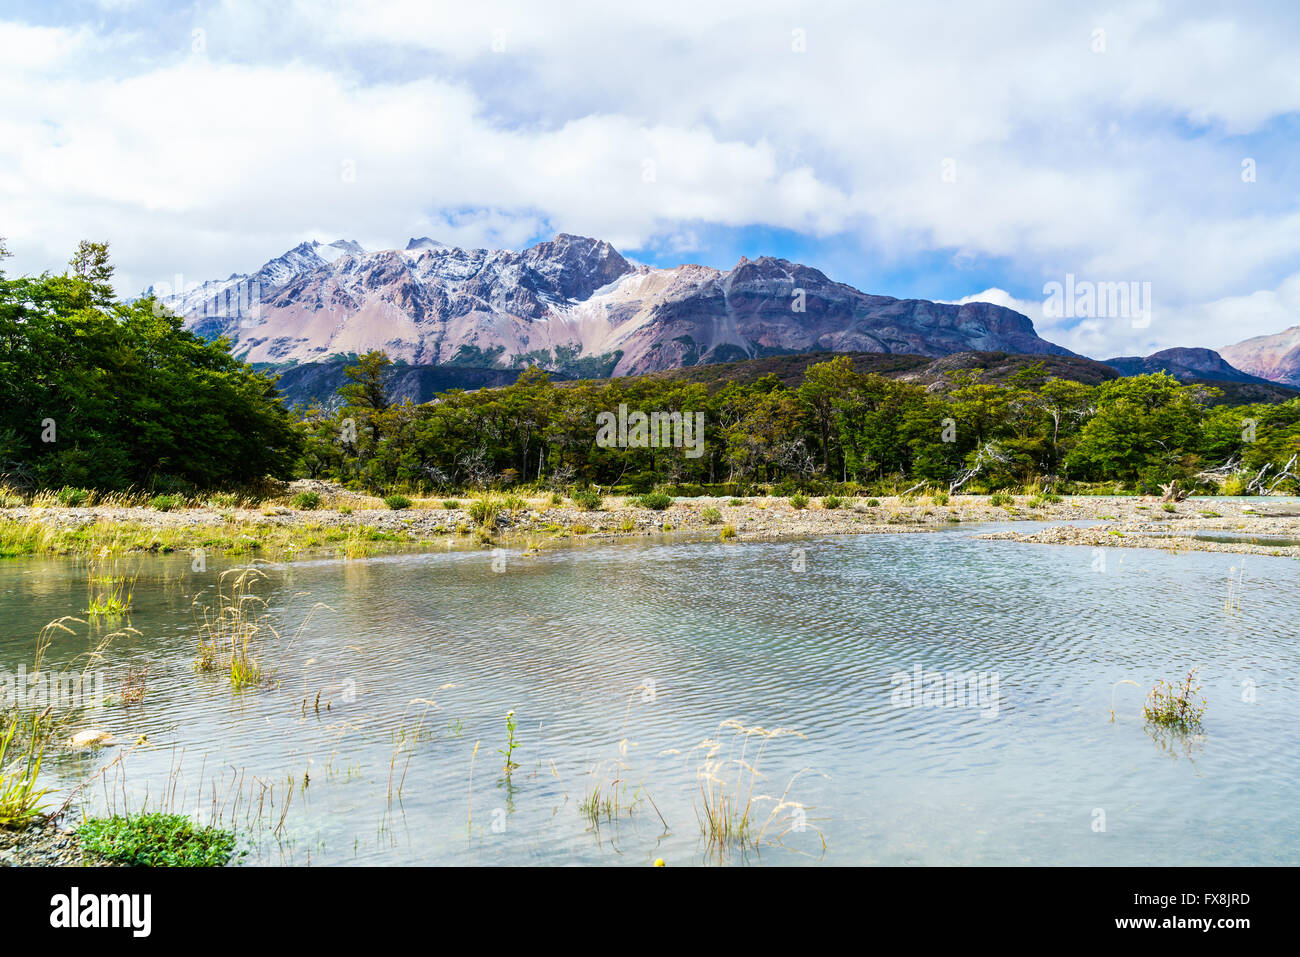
[2,0,1299,360]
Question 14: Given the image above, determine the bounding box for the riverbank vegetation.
[76,812,240,866]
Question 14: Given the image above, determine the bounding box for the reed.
[0,708,51,828]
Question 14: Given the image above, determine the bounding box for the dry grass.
[687,719,825,852]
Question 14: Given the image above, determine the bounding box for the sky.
[2,0,1299,360]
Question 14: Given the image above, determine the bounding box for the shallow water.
[1,524,1296,866]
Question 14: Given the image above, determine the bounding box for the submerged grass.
[689,719,825,852]
[193,565,328,690]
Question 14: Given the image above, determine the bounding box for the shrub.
[865,498,880,508]
[1218,474,1248,496]
[571,488,603,511]
[635,492,673,510]
[468,496,500,525]
[384,494,412,510]
[337,505,353,515]
[701,506,722,524]
[728,497,743,506]
[57,487,90,507]
[442,499,461,510]
[822,495,843,510]
[929,490,949,505]
[988,492,1013,508]
[1161,502,1177,513]
[789,493,809,509]
[290,491,322,510]
[77,812,240,867]
[149,494,182,512]
[719,524,737,539]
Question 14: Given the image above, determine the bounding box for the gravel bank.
[6,486,1298,558]
[0,817,117,867]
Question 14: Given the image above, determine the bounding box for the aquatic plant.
[118,665,149,705]
[498,710,520,777]
[0,710,50,828]
[1143,669,1206,732]
[76,813,240,866]
[689,719,825,852]
[193,565,326,690]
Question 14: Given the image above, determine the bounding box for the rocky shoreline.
[5,483,1298,559]
[0,817,115,867]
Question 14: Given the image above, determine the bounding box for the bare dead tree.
[948,442,1011,495]
[1246,454,1299,494]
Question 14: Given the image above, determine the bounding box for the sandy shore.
[5,484,1298,559]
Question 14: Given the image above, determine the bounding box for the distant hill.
[577,350,1297,404]
[1103,347,1271,384]
[1220,325,1300,387]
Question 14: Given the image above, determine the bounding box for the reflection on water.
[0,525,1296,866]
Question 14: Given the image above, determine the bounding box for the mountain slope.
[1220,326,1300,387]
[1103,347,1271,384]
[161,234,1072,375]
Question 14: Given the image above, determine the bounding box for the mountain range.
[155,234,1297,403]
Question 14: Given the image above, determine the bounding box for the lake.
[1,523,1295,866]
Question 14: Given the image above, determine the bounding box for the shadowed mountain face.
[160,234,1072,375]
[1220,326,1300,388]
[1103,347,1272,384]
